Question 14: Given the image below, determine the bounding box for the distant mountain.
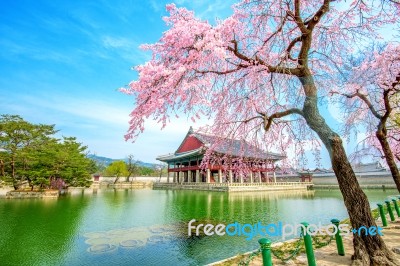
[87,154,114,166]
[87,154,157,168]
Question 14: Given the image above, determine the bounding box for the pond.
[0,188,398,266]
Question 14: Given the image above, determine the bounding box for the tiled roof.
[157,127,285,162]
[351,162,386,173]
[193,131,285,160]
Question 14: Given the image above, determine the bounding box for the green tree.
[105,160,128,184]
[137,166,153,176]
[0,115,56,189]
[0,114,94,189]
[52,137,93,187]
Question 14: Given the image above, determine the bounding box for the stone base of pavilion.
[153,181,313,192]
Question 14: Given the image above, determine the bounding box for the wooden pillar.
[273,171,276,183]
[218,169,222,183]
[258,171,261,183]
[206,169,211,183]
[229,170,233,184]
[196,170,200,183]
[240,173,243,184]
[167,164,170,183]
[173,172,176,183]
[250,172,253,183]
[266,171,269,183]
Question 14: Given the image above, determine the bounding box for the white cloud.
[21,94,130,127]
[102,36,135,49]
[149,0,163,12]
[11,93,212,161]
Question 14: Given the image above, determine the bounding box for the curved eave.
[156,148,203,163]
[212,151,285,161]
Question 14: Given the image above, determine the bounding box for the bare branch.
[228,39,302,76]
[286,36,302,61]
[307,0,331,30]
[258,14,289,52]
[259,108,304,132]
[286,0,308,34]
[331,90,382,119]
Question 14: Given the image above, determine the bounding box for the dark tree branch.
[195,66,245,75]
[286,36,302,61]
[331,90,383,119]
[287,0,308,34]
[307,0,331,30]
[227,39,302,75]
[296,0,331,68]
[258,14,289,52]
[259,108,304,132]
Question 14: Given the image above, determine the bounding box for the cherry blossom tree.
[331,43,400,192]
[392,95,400,161]
[122,1,399,264]
[393,114,400,161]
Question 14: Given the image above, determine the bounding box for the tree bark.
[299,75,398,265]
[11,156,15,180]
[376,124,400,193]
[0,159,4,176]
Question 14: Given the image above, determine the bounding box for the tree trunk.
[26,177,34,191]
[11,156,15,180]
[330,137,397,265]
[0,159,4,176]
[376,127,400,192]
[300,76,398,265]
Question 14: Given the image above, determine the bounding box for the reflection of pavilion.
[156,127,313,191]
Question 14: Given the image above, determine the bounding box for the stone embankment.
[276,171,397,189]
[5,190,59,199]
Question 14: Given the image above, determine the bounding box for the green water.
[0,188,398,266]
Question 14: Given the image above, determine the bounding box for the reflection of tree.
[0,195,90,265]
[163,190,317,226]
[165,190,317,265]
[101,188,135,213]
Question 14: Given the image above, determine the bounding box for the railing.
[168,166,276,172]
[156,181,313,187]
[168,166,200,172]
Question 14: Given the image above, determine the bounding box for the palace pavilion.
[156,127,285,184]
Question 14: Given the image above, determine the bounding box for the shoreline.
[0,185,397,199]
[209,215,400,266]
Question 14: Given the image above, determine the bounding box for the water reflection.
[0,188,398,266]
[0,195,90,266]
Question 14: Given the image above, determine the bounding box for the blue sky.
[0,0,387,167]
[0,0,240,163]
